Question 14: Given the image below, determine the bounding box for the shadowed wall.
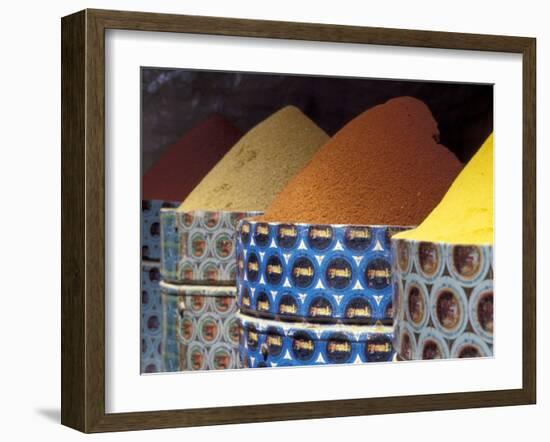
[141,69,493,173]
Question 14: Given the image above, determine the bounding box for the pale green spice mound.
[178,106,329,212]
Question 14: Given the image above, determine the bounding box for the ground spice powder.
[179,106,328,212]
[393,134,493,245]
[258,97,463,226]
[142,114,242,201]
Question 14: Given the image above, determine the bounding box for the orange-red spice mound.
[258,97,463,226]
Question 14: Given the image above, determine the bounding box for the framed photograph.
[61,9,536,433]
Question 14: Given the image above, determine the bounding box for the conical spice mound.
[393,134,493,245]
[142,114,242,201]
[178,106,329,212]
[258,96,463,226]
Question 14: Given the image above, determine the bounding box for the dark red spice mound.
[142,114,242,201]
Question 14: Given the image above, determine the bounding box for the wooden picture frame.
[61,8,536,433]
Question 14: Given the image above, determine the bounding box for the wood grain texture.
[61,10,86,431]
[522,38,536,403]
[60,8,537,433]
[85,9,107,432]
[89,8,532,52]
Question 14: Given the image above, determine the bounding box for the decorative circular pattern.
[290,254,318,289]
[307,293,337,322]
[238,313,394,368]
[224,316,241,345]
[212,229,235,261]
[264,252,285,286]
[254,290,272,316]
[307,225,335,251]
[141,262,161,315]
[253,222,271,248]
[395,239,413,277]
[325,332,354,364]
[187,342,208,371]
[396,321,417,361]
[181,211,197,229]
[324,255,355,291]
[179,316,197,345]
[266,326,285,357]
[189,231,209,259]
[246,252,261,282]
[343,296,373,323]
[392,239,494,361]
[240,220,252,245]
[236,220,411,324]
[344,225,374,252]
[468,280,494,343]
[430,277,469,340]
[417,327,450,360]
[177,260,197,283]
[277,292,300,319]
[292,331,317,362]
[450,332,492,358]
[404,274,430,332]
[142,359,162,374]
[198,313,223,345]
[208,343,235,370]
[212,294,235,317]
[362,256,392,291]
[276,224,300,249]
[201,211,222,231]
[160,282,240,372]
[144,312,161,336]
[142,199,179,260]
[160,209,262,284]
[414,241,445,282]
[198,259,224,283]
[447,244,491,287]
[187,293,208,316]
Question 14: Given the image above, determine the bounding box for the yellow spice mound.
[178,106,329,212]
[393,134,493,245]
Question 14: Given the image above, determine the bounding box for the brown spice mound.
[258,97,463,226]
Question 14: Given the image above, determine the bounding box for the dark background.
[141,68,493,173]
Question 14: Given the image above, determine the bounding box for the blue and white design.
[238,313,394,368]
[141,261,164,373]
[236,220,411,324]
[142,199,179,260]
